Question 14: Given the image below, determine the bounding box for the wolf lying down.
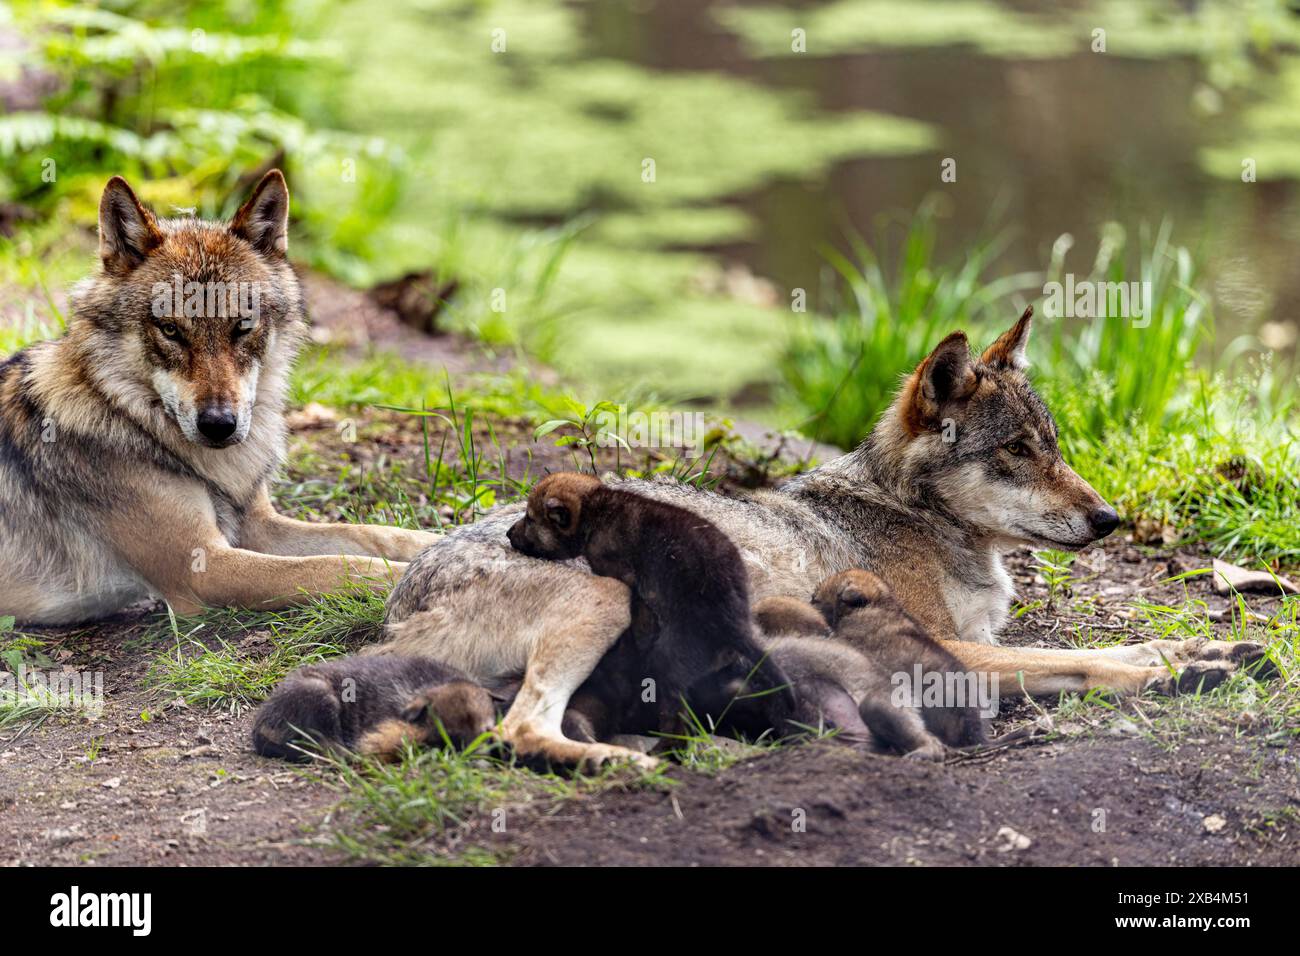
[257,474,1019,763]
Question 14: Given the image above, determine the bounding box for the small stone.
[995,826,1032,852]
[1203,814,1227,834]
[1108,718,1140,737]
[102,777,122,789]
[43,827,81,847]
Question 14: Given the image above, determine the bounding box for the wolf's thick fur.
[382,311,1265,768]
[0,172,437,624]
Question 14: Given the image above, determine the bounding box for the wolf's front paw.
[577,744,659,774]
[1143,660,1235,697]
[1188,639,1278,679]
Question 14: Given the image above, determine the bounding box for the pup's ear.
[837,583,871,611]
[98,176,163,274]
[981,306,1033,370]
[543,494,577,533]
[230,169,289,258]
[399,695,431,725]
[899,331,979,436]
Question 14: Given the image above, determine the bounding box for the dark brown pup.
[252,655,497,761]
[507,472,795,738]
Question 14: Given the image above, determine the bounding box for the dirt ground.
[2,534,1294,867]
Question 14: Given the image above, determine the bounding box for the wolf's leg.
[383,552,656,772]
[938,641,1249,697]
[498,575,659,772]
[107,481,405,613]
[241,486,438,561]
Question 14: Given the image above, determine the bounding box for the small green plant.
[146,586,385,713]
[534,398,632,473]
[323,738,666,866]
[1032,549,1078,607]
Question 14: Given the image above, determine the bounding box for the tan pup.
[813,570,988,749]
[750,594,949,759]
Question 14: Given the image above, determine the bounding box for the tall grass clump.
[1038,221,1209,441]
[781,199,1038,448]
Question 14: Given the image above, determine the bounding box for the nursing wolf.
[384,310,1266,768]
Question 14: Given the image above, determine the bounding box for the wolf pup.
[507,472,796,744]
[0,171,436,625]
[252,655,497,761]
[747,596,943,757]
[816,570,987,746]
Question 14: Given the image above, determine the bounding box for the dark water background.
[582,0,1300,354]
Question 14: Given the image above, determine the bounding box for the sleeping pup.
[252,655,497,761]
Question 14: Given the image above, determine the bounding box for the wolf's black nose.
[197,408,238,443]
[1089,505,1119,538]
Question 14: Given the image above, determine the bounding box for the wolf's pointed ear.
[899,331,979,436]
[230,169,289,257]
[980,306,1033,370]
[98,176,163,274]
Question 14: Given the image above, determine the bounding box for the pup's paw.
[902,741,946,762]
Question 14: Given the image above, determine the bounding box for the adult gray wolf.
[384,310,1265,768]
[0,171,436,625]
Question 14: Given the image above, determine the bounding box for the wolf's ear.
[900,331,979,436]
[98,176,163,274]
[980,306,1033,370]
[230,169,289,257]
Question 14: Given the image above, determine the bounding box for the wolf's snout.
[196,406,238,444]
[1088,505,1120,539]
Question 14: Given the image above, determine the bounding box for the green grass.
[321,737,670,866]
[1047,585,1298,746]
[145,587,385,713]
[1052,372,1300,563]
[780,199,1039,447]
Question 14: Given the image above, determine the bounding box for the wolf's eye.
[160,322,180,340]
[1004,440,1030,457]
